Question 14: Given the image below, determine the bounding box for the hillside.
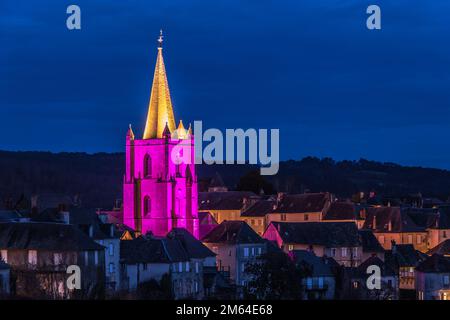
[0,151,449,209]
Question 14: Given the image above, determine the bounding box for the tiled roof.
[323,202,361,220]
[427,239,450,256]
[363,207,424,232]
[120,237,173,264]
[241,200,276,217]
[358,230,384,253]
[416,254,450,273]
[385,244,427,267]
[202,221,264,244]
[167,228,216,259]
[0,222,104,251]
[270,222,361,247]
[199,191,258,211]
[273,193,330,214]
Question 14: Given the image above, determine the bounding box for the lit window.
[0,250,7,263]
[53,253,63,265]
[318,277,324,289]
[331,248,336,257]
[417,235,422,244]
[352,247,358,257]
[444,275,450,286]
[251,247,255,256]
[307,278,313,289]
[186,262,190,272]
[257,247,262,255]
[94,251,99,265]
[109,263,115,273]
[244,247,249,257]
[195,262,199,274]
[353,281,359,289]
[407,234,413,243]
[341,248,347,257]
[178,262,183,272]
[288,245,294,251]
[109,243,114,256]
[28,250,37,265]
[84,251,89,266]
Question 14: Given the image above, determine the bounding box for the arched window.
[144,154,151,177]
[143,196,151,216]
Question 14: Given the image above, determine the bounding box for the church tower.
[123,31,199,238]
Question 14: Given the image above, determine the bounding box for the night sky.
[2,1,450,169]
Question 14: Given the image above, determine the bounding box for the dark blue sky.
[2,0,450,168]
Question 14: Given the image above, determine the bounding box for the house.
[264,221,363,266]
[33,207,122,294]
[120,233,208,299]
[0,222,105,299]
[267,193,332,224]
[240,199,276,235]
[416,254,450,300]
[363,206,428,252]
[198,191,260,223]
[201,221,266,287]
[198,211,219,239]
[322,201,365,229]
[358,229,385,261]
[342,256,398,300]
[427,239,450,257]
[0,259,10,296]
[385,243,427,292]
[291,250,336,300]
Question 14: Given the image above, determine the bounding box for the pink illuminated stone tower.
[123,31,199,238]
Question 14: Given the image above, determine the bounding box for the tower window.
[144,196,151,216]
[144,154,152,177]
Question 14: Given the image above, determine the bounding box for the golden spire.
[143,30,176,139]
[174,120,187,139]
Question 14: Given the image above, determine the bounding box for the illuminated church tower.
[123,31,199,238]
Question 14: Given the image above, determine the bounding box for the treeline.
[1,151,449,209]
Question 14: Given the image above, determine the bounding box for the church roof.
[143,31,176,139]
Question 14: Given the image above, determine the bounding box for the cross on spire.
[158,29,163,48]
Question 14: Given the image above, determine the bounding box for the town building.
[199,191,260,224]
[122,32,199,238]
[322,201,365,229]
[263,221,363,266]
[198,211,218,239]
[384,243,427,292]
[291,250,336,300]
[267,193,332,225]
[342,256,399,300]
[363,206,428,252]
[201,221,266,287]
[0,222,105,299]
[240,199,276,236]
[416,254,450,300]
[120,233,208,299]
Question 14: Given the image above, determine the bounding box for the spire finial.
[158,29,163,48]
